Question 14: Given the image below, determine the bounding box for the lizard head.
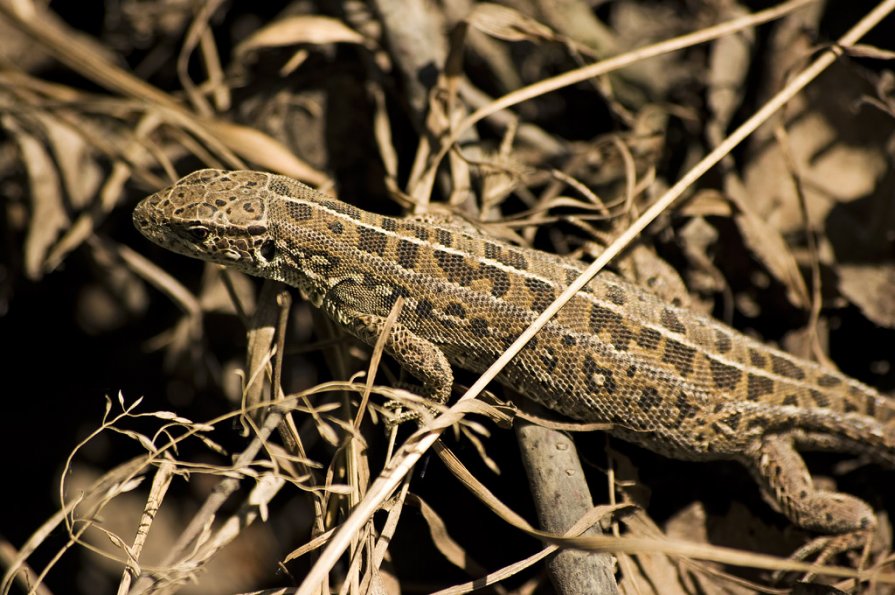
[133,169,280,275]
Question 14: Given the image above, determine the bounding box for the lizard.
[133,168,895,548]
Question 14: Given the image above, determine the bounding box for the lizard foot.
[382,381,445,429]
[773,529,873,584]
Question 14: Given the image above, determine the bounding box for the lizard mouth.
[132,195,152,229]
[133,191,205,258]
[132,193,167,246]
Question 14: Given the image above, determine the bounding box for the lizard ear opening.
[259,239,276,262]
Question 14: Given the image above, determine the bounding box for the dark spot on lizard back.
[660,308,686,334]
[810,389,830,408]
[770,354,806,380]
[817,373,842,387]
[583,356,616,395]
[714,329,733,353]
[396,239,419,269]
[749,348,766,368]
[403,223,429,241]
[436,228,453,247]
[481,264,510,298]
[589,305,621,334]
[434,251,475,285]
[675,391,698,424]
[416,299,434,318]
[506,251,528,271]
[357,227,388,256]
[635,327,661,350]
[589,305,634,351]
[637,387,661,411]
[445,303,466,318]
[662,339,697,376]
[321,199,362,221]
[606,284,627,306]
[287,202,312,221]
[383,284,411,309]
[269,179,290,195]
[747,374,774,401]
[706,356,743,390]
[470,318,490,337]
[611,323,635,351]
[525,277,555,311]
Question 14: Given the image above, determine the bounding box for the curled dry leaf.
[234,15,366,57]
[41,113,103,211]
[408,494,483,575]
[3,115,68,281]
[467,3,558,43]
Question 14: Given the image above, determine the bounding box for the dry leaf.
[838,263,895,328]
[41,113,102,210]
[3,114,69,280]
[732,206,810,310]
[235,15,365,56]
[744,64,889,233]
[468,3,557,43]
[206,120,328,186]
[725,176,811,309]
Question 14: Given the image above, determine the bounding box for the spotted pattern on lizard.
[134,169,895,540]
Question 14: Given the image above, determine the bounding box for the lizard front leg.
[747,434,876,535]
[322,289,454,420]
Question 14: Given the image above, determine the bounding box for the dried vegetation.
[1,0,895,593]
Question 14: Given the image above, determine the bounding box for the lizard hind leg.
[748,434,877,536]
[748,435,877,579]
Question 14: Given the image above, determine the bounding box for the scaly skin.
[134,169,895,539]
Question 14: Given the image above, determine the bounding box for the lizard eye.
[259,239,276,261]
[187,225,209,241]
